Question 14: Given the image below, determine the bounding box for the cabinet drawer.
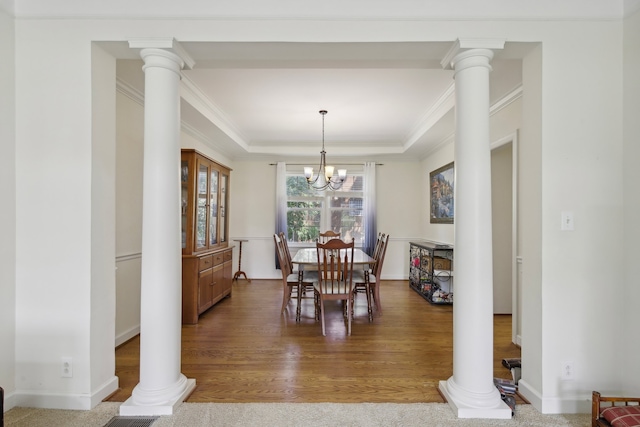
[199,255,214,271]
[224,249,232,262]
[213,253,224,266]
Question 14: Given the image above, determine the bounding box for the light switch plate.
[561,211,574,231]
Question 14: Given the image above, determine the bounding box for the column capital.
[129,38,196,70]
[440,38,505,71]
[139,48,185,77]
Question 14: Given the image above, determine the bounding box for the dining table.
[290,247,375,322]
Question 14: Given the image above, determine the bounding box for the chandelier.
[304,110,347,191]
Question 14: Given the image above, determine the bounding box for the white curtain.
[275,162,287,267]
[363,162,377,256]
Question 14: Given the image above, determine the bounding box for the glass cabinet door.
[196,161,209,250]
[209,169,219,246]
[181,160,189,249]
[181,149,231,254]
[220,173,228,243]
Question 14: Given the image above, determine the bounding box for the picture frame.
[430,162,454,224]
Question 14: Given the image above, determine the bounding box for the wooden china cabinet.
[181,149,233,324]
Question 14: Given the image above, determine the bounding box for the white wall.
[115,87,144,346]
[0,5,16,405]
[13,21,120,409]
[228,161,277,279]
[519,43,544,404]
[180,130,232,170]
[375,161,423,279]
[491,143,513,314]
[622,7,640,396]
[537,21,624,413]
[89,44,119,405]
[9,11,634,414]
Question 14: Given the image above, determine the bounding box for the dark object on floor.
[1,385,4,427]
[502,357,522,385]
[494,377,517,395]
[501,393,516,416]
[103,416,158,427]
[502,357,521,370]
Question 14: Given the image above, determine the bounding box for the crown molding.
[415,85,521,160]
[419,131,456,159]
[490,85,523,116]
[116,77,144,105]
[179,75,250,151]
[403,82,455,151]
[180,122,236,159]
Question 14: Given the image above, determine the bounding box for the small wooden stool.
[233,239,251,282]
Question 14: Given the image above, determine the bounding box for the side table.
[233,239,251,282]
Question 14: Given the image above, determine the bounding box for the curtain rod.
[269,163,383,166]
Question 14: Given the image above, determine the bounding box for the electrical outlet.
[61,357,73,378]
[561,361,574,380]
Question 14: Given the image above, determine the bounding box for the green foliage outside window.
[285,175,364,244]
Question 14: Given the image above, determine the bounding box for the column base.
[119,378,196,416]
[439,379,512,419]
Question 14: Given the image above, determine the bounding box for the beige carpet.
[5,402,590,427]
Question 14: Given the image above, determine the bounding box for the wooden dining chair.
[280,231,315,296]
[278,231,294,270]
[372,232,386,265]
[315,238,355,336]
[353,232,385,297]
[353,233,389,319]
[318,230,341,243]
[274,233,318,317]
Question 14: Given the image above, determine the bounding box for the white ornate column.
[120,40,196,416]
[438,39,511,419]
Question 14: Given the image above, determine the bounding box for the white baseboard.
[115,325,140,347]
[11,376,119,411]
[518,380,591,414]
[2,388,17,412]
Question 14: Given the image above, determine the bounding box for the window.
[286,174,364,245]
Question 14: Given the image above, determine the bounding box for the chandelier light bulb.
[324,165,334,180]
[304,167,313,180]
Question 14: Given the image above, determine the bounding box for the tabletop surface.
[291,247,374,265]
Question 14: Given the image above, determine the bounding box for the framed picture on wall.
[430,162,454,224]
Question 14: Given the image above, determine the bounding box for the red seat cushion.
[601,406,640,427]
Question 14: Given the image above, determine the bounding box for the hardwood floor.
[108,279,521,403]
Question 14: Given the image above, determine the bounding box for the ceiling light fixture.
[304,110,346,191]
